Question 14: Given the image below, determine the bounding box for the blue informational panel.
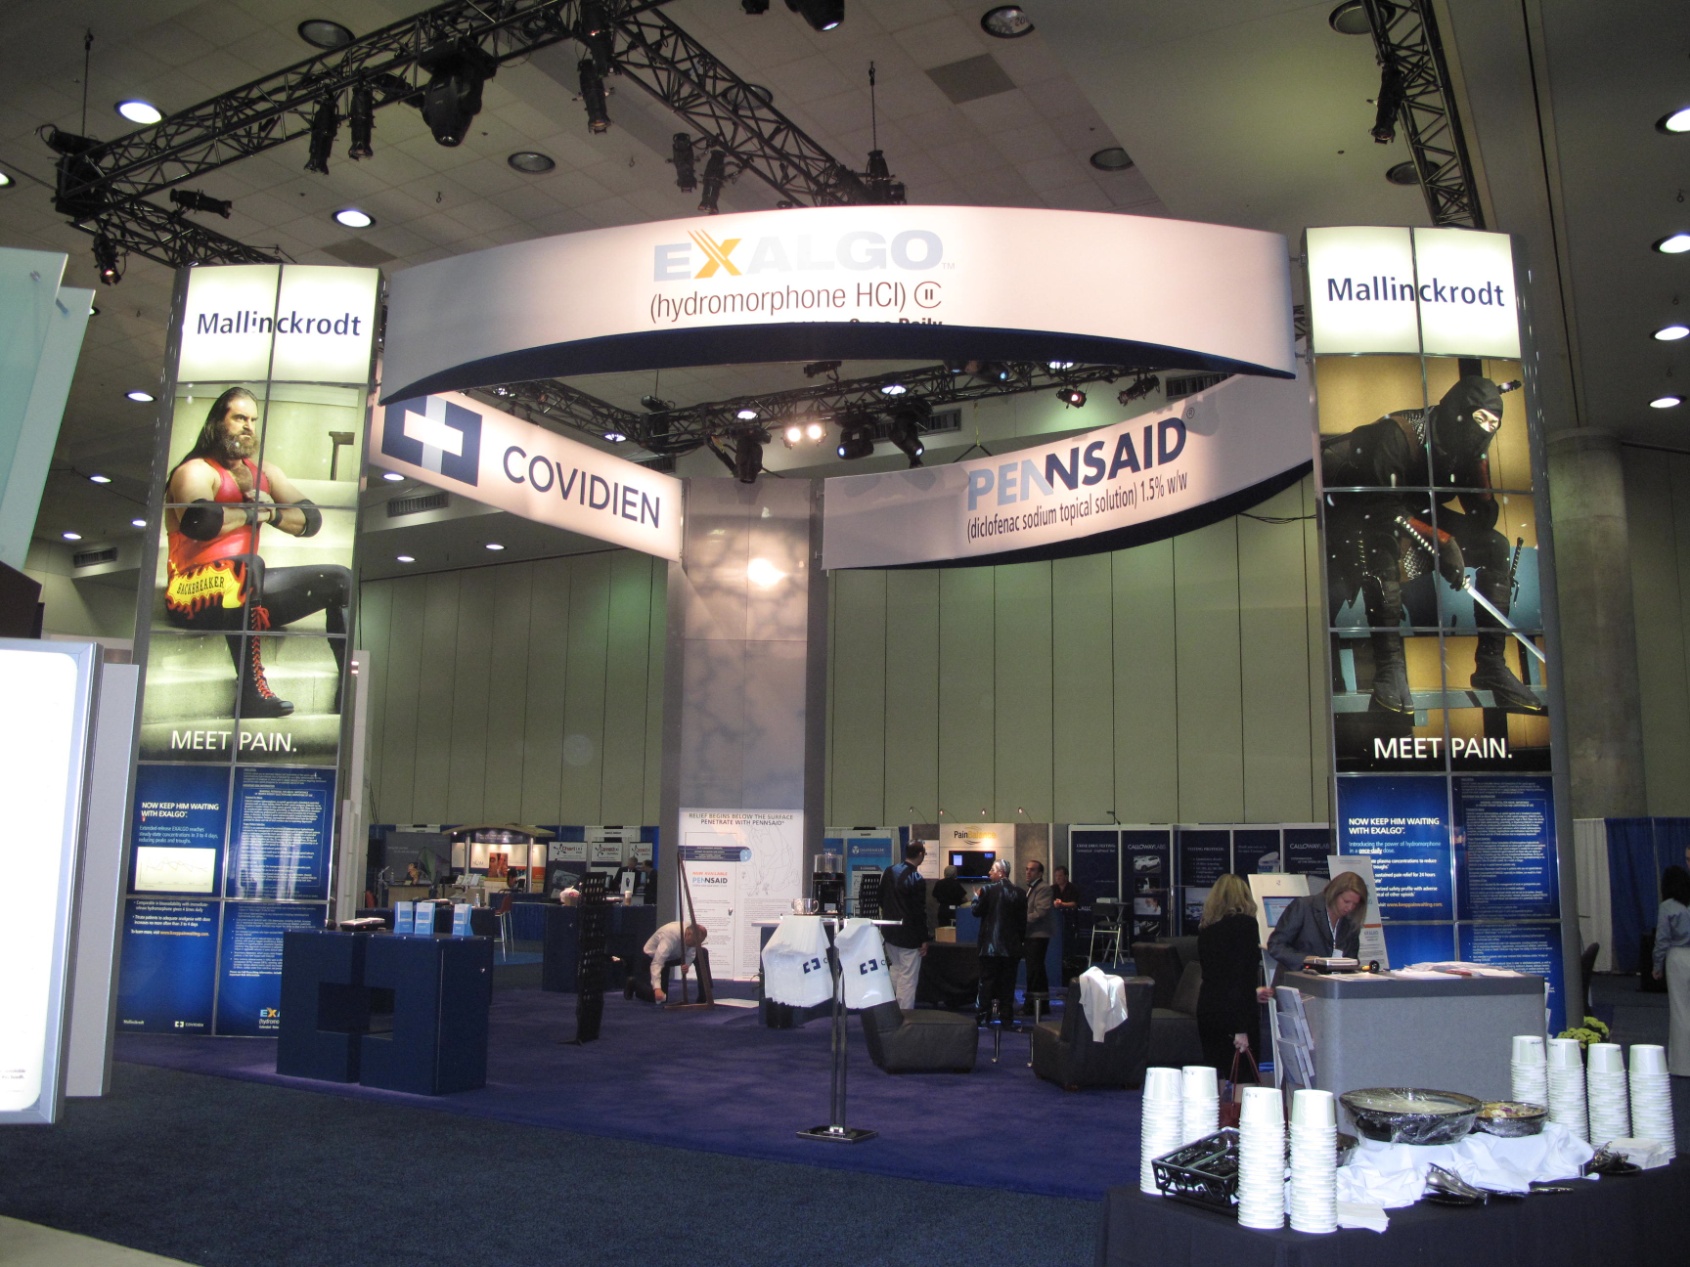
[1382,922,1457,968]
[216,902,327,1036]
[128,764,230,895]
[1460,922,1566,1034]
[1233,828,1281,876]
[1123,829,1172,941]
[1454,775,1558,921]
[116,898,219,1033]
[1336,776,1455,921]
[1176,828,1230,935]
[1071,829,1121,903]
[1283,827,1333,875]
[226,767,335,899]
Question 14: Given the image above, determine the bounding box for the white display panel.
[176,264,379,385]
[0,640,97,1125]
[678,809,803,981]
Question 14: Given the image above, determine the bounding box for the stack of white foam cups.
[1627,1044,1676,1157]
[1510,1034,1548,1108]
[1288,1089,1339,1234]
[1585,1042,1630,1145]
[1545,1036,1589,1141]
[1182,1064,1220,1145]
[1236,1085,1286,1230]
[1140,1067,1185,1195]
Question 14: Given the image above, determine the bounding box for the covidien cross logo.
[382,396,482,485]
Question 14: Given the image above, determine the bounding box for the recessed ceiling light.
[1654,233,1690,254]
[1089,147,1133,171]
[396,554,415,563]
[603,430,627,443]
[508,151,556,174]
[88,473,111,484]
[62,531,81,541]
[382,471,405,482]
[131,518,147,528]
[126,390,155,402]
[0,169,13,188]
[1650,395,1683,409]
[298,19,354,50]
[485,542,505,551]
[1657,107,1690,135]
[116,100,163,126]
[736,407,759,420]
[1654,324,1690,342]
[1386,161,1420,185]
[333,207,374,229]
[879,383,907,396]
[1327,1,1372,35]
[980,6,1034,38]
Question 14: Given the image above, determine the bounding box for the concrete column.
[1545,429,1646,817]
[655,478,828,921]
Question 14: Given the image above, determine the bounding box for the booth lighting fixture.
[579,0,615,70]
[880,383,907,396]
[579,58,611,134]
[131,518,147,528]
[698,150,727,214]
[298,19,354,49]
[169,189,233,218]
[1327,1,1371,35]
[1089,147,1133,171]
[1650,395,1683,410]
[836,418,876,460]
[1653,233,1690,255]
[1657,107,1690,135]
[1655,324,1690,342]
[62,531,81,542]
[747,557,786,588]
[786,0,844,32]
[419,39,497,147]
[602,429,627,443]
[485,542,506,551]
[0,169,11,187]
[93,234,123,285]
[381,471,405,482]
[888,403,928,468]
[981,6,1034,38]
[803,360,842,378]
[116,99,163,126]
[733,432,765,483]
[1048,360,1075,370]
[396,554,416,563]
[743,0,771,13]
[1385,161,1419,186]
[347,84,375,160]
[1055,387,1087,408]
[639,394,674,413]
[736,407,760,420]
[304,97,338,173]
[1118,374,1160,404]
[333,207,375,229]
[126,389,155,402]
[88,473,111,484]
[672,133,697,191]
[508,151,556,174]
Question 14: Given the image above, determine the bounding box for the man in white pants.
[877,842,930,1010]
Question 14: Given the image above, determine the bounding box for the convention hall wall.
[1621,446,1690,816]
[355,476,1330,828]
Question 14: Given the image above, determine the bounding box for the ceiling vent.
[1164,372,1228,400]
[387,490,450,518]
[72,546,119,568]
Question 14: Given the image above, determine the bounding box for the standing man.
[1051,866,1082,910]
[1022,858,1054,1014]
[877,841,930,1010]
[971,861,1027,1027]
[626,921,712,1005]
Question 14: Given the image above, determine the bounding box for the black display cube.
[359,934,495,1095]
[277,930,371,1082]
[542,904,657,993]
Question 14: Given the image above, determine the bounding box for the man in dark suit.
[1022,858,1054,1013]
[1265,872,1368,984]
[971,860,1027,1026]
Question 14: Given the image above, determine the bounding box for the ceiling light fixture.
[980,7,1034,38]
[397,555,416,563]
[93,234,123,285]
[62,532,82,542]
[736,407,759,421]
[1654,233,1690,255]
[732,432,765,483]
[602,429,627,443]
[672,133,696,191]
[1327,1,1373,35]
[1385,161,1420,186]
[485,542,506,551]
[347,84,375,160]
[803,360,841,378]
[419,39,497,147]
[169,189,233,218]
[126,389,155,402]
[508,151,556,173]
[880,383,907,396]
[298,19,354,49]
[131,518,147,528]
[88,474,111,484]
[304,97,338,173]
[579,57,611,133]
[1089,147,1133,171]
[1650,395,1683,409]
[836,417,875,460]
[116,99,163,126]
[1055,387,1087,408]
[786,0,844,32]
[1656,107,1690,135]
[0,169,12,187]
[698,149,727,214]
[333,208,374,229]
[1118,374,1160,405]
[805,421,827,443]
[888,401,930,468]
[382,471,405,482]
[1654,324,1690,342]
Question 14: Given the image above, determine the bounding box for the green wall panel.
[829,568,888,825]
[938,566,995,821]
[446,567,497,822]
[521,557,571,824]
[1113,539,1179,822]
[412,573,463,823]
[356,577,392,818]
[481,562,534,823]
[559,553,612,823]
[994,562,1053,820]
[1628,451,1690,813]
[883,569,941,824]
[376,576,427,821]
[1173,520,1245,821]
[1052,553,1115,821]
[602,551,656,821]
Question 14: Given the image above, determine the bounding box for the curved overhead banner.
[383,207,1295,401]
[821,370,1313,570]
[377,391,684,562]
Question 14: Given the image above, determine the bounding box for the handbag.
[1217,1046,1260,1129]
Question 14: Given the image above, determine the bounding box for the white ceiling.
[2,0,1684,578]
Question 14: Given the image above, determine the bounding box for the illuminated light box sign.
[176,264,380,384]
[382,206,1295,399]
[1305,226,1521,359]
[822,370,1312,569]
[378,391,684,562]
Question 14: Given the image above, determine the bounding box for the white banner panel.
[679,809,804,982]
[178,264,379,385]
[822,371,1312,570]
[1306,226,1520,359]
[375,391,684,561]
[383,206,1294,399]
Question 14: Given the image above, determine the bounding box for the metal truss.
[74,199,287,273]
[478,361,1159,455]
[1365,0,1483,228]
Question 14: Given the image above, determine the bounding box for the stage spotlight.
[1055,387,1086,408]
[836,417,875,460]
[672,133,697,191]
[1118,375,1160,405]
[639,394,674,412]
[419,39,497,147]
[579,58,611,133]
[783,423,804,448]
[888,401,929,468]
[93,233,123,285]
[742,0,770,12]
[305,97,337,173]
[699,149,726,213]
[348,84,375,159]
[168,188,232,218]
[786,0,844,31]
[733,432,766,483]
[805,420,827,443]
[44,127,106,220]
[803,360,842,378]
[579,0,615,71]
[1372,65,1404,144]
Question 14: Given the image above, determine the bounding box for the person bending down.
[627,921,712,1005]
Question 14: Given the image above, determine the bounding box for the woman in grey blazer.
[1266,872,1368,984]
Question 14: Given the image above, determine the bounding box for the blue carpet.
[117,990,1140,1200]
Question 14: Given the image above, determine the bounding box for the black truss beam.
[1365,0,1483,228]
[75,200,287,271]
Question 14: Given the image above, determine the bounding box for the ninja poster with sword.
[1320,372,1550,773]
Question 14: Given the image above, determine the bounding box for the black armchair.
[1032,975,1154,1090]
[860,1002,979,1073]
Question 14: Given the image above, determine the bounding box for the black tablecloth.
[1096,1159,1690,1267]
[917,941,980,1008]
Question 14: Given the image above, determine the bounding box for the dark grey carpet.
[0,1063,1098,1267]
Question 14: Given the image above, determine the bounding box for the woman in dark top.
[1196,874,1266,1075]
[931,864,968,927]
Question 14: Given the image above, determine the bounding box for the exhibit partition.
[117,264,380,1036]
[1306,227,1575,1028]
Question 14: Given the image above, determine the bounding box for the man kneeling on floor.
[627,922,713,1005]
